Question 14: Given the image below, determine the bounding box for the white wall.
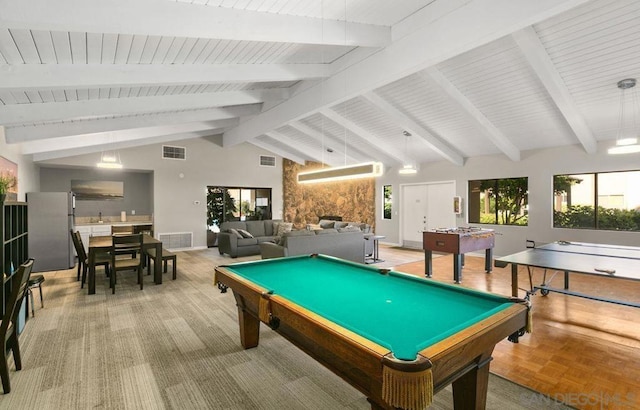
[376,142,640,256]
[39,137,283,249]
[0,126,40,201]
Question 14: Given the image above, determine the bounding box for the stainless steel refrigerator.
[27,192,75,272]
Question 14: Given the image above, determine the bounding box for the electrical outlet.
[131,210,136,215]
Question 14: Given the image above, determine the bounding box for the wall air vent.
[260,155,276,167]
[162,145,186,160]
[158,232,193,250]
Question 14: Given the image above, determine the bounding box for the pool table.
[214,254,529,410]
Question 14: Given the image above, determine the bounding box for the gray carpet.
[0,249,573,409]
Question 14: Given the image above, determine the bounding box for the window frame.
[383,185,392,220]
[553,170,640,231]
[467,177,529,226]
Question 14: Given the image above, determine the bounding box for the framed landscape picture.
[0,156,18,201]
[72,180,124,200]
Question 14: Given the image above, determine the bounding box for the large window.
[553,170,640,231]
[468,177,528,225]
[207,186,272,230]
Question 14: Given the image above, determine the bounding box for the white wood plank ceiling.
[1,0,638,168]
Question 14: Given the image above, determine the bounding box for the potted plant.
[0,172,17,203]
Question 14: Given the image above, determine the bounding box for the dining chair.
[26,274,44,317]
[70,230,83,281]
[110,233,144,294]
[111,225,134,234]
[1,258,34,394]
[72,231,110,289]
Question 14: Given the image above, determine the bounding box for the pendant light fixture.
[97,150,123,169]
[608,78,640,154]
[399,130,418,175]
[97,131,124,169]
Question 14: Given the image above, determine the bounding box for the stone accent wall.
[283,159,375,230]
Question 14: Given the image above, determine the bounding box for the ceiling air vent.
[162,145,186,160]
[259,155,276,167]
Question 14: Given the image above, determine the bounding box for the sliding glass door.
[207,186,272,230]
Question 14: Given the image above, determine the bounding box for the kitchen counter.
[76,221,153,226]
[74,220,154,250]
[74,214,153,226]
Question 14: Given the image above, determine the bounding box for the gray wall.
[39,167,153,218]
[40,137,283,249]
[376,142,640,256]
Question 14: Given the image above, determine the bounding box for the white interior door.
[401,182,456,248]
[401,184,427,246]
[425,182,456,231]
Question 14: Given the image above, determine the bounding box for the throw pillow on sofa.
[319,220,335,229]
[276,222,293,237]
[237,228,254,238]
[228,228,243,239]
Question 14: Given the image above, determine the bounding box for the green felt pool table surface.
[223,254,515,361]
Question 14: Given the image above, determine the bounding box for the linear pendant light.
[297,162,384,184]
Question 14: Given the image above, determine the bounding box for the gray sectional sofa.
[259,229,365,263]
[311,219,375,258]
[218,220,281,258]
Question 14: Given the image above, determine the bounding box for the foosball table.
[423,227,495,283]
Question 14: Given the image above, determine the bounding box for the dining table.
[87,234,163,294]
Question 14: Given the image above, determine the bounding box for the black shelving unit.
[1,201,28,318]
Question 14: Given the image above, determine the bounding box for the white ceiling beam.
[250,139,305,165]
[265,130,342,167]
[512,26,597,154]
[287,122,364,164]
[0,89,287,126]
[0,64,328,90]
[362,92,465,166]
[290,120,396,166]
[259,135,318,165]
[0,0,389,47]
[6,105,259,142]
[422,68,521,161]
[319,108,406,165]
[32,130,217,162]
[23,119,238,155]
[223,0,590,147]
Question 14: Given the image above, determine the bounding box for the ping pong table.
[495,240,640,308]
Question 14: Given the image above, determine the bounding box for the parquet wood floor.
[393,252,640,410]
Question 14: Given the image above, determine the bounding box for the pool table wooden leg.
[238,308,260,349]
[233,293,260,349]
[452,352,492,410]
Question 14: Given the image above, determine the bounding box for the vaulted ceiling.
[1,0,639,169]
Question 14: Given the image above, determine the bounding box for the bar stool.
[27,274,45,317]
